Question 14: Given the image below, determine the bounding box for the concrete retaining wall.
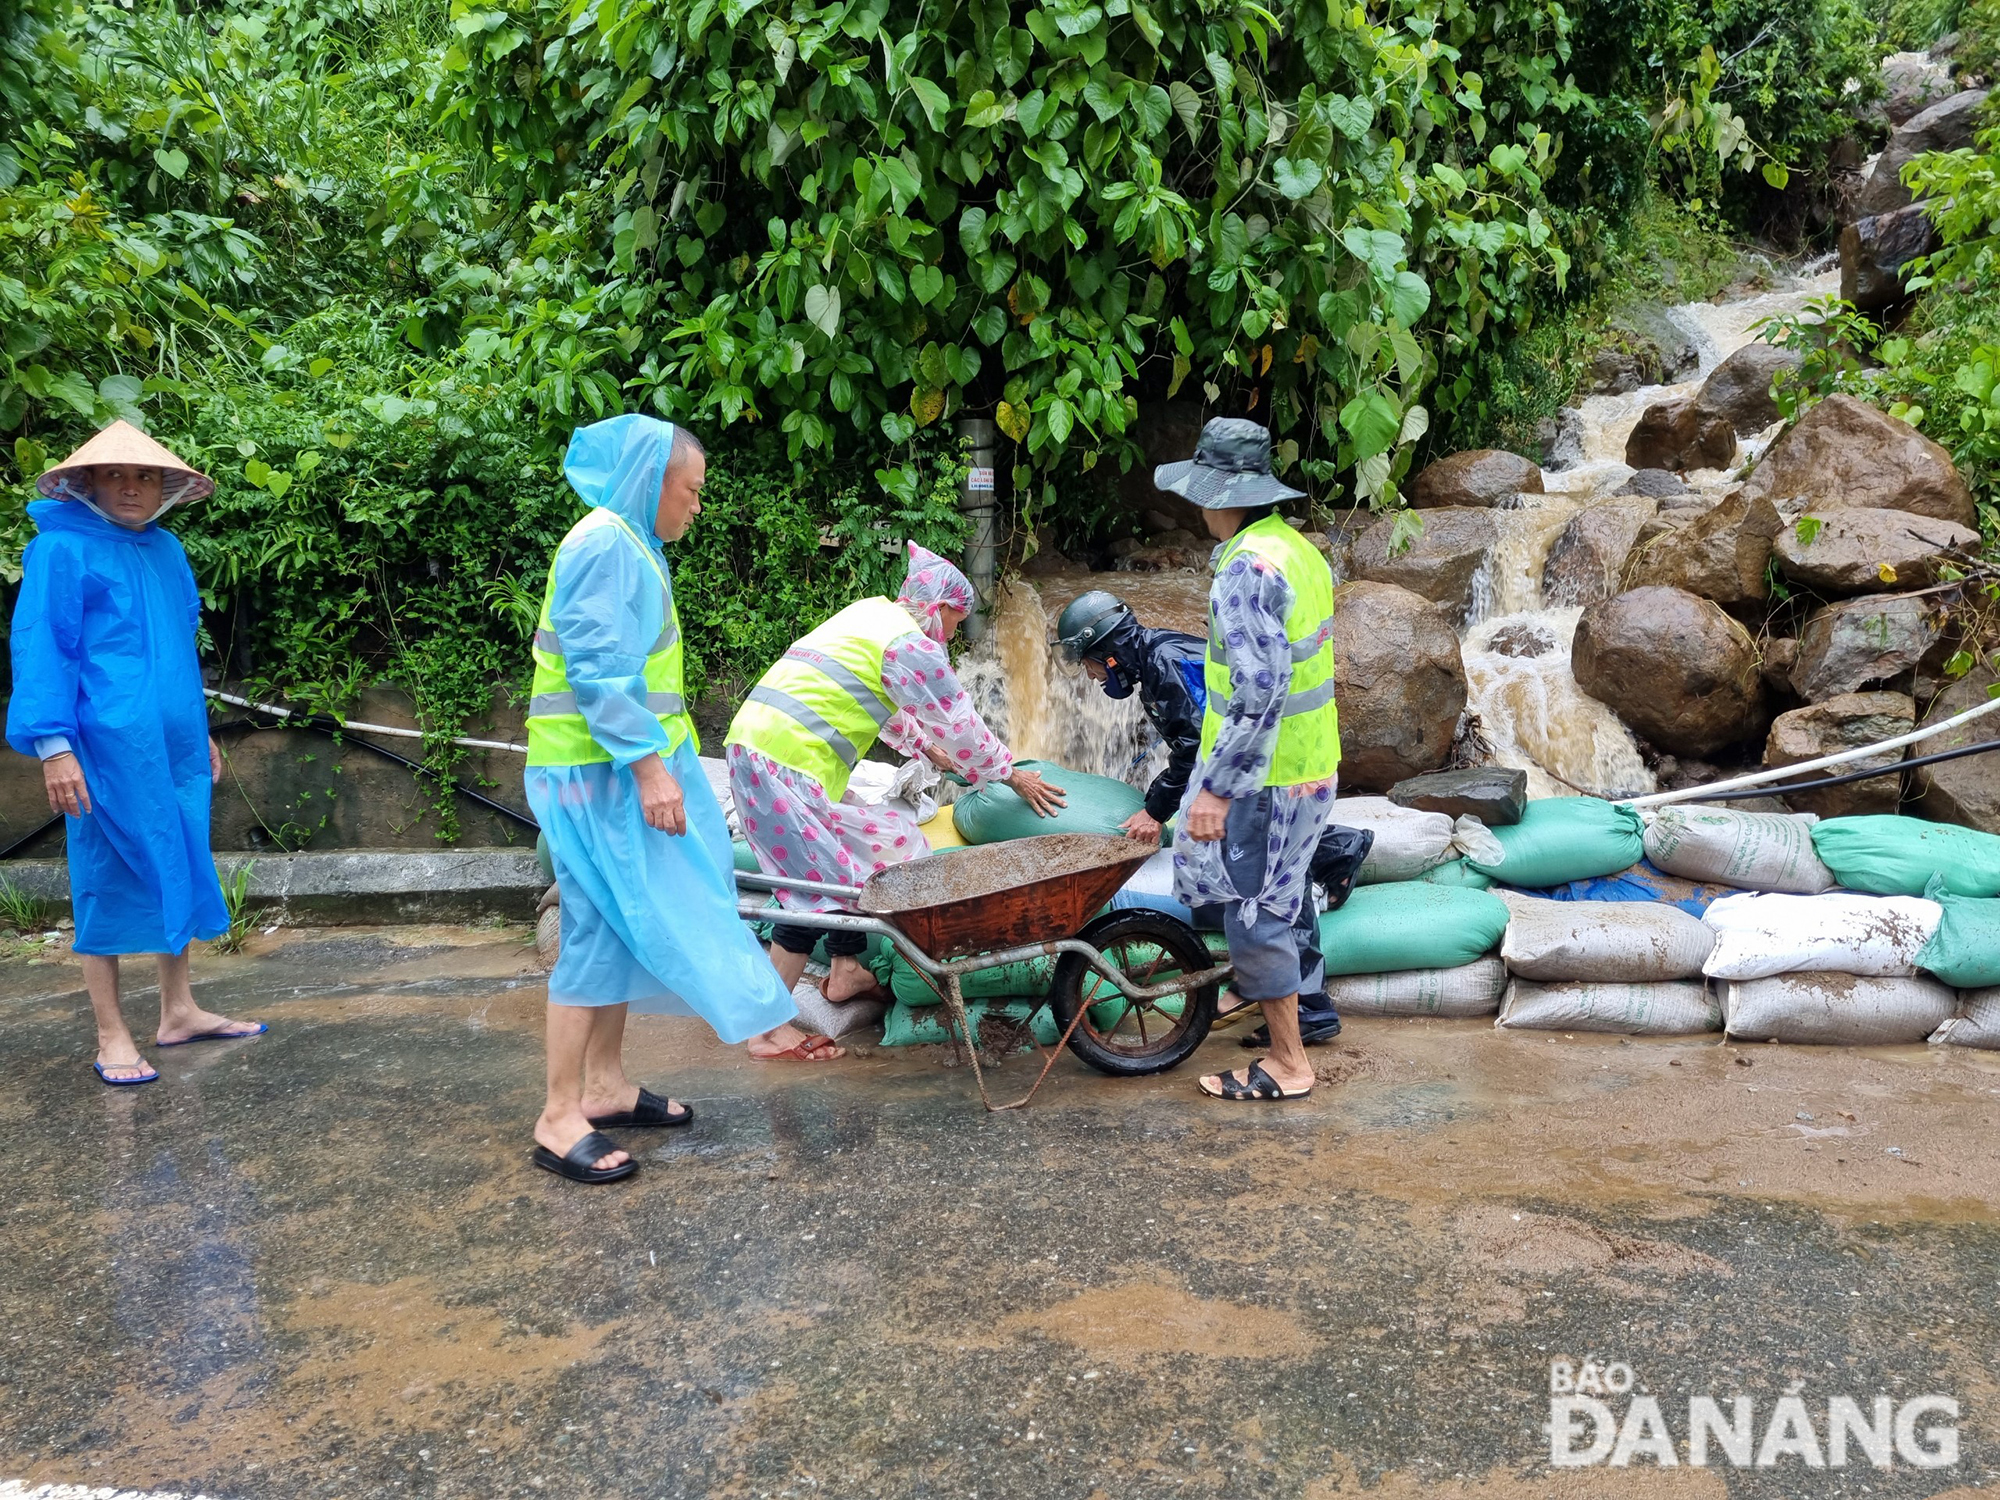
[0,848,545,926]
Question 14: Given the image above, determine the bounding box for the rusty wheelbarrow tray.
[737,834,1231,1110]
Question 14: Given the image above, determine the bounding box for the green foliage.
[0,874,52,932]
[212,858,256,952]
[444,0,1594,511]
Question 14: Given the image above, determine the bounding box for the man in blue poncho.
[525,414,811,1185]
[8,421,266,1087]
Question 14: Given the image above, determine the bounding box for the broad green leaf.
[1169,80,1203,143]
[909,264,945,305]
[1386,270,1430,327]
[1340,227,1404,279]
[1324,94,1373,141]
[908,77,950,130]
[1793,516,1822,546]
[1271,158,1323,200]
[1339,388,1401,460]
[1137,85,1172,137]
[1762,161,1790,190]
[153,146,190,180]
[804,284,842,337]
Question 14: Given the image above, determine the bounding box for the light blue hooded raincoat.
[525,415,796,1041]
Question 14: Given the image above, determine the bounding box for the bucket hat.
[37,420,215,505]
[1152,418,1304,510]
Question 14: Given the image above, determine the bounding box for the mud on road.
[0,925,1994,1498]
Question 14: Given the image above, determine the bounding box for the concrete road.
[1,925,1995,1499]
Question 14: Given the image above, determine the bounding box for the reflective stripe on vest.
[725,596,920,802]
[1198,515,1342,786]
[525,508,693,767]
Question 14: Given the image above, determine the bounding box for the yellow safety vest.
[1199,514,1341,786]
[726,596,918,801]
[525,507,693,767]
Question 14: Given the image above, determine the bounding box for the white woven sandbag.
[1725,974,1957,1045]
[791,973,889,1040]
[1496,979,1720,1035]
[1498,893,1714,982]
[1336,797,1457,883]
[1642,806,1835,893]
[1701,891,1941,980]
[1322,957,1507,1017]
[1930,989,2000,1049]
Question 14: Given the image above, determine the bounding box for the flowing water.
[963,264,1843,798]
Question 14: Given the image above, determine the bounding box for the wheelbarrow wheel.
[1047,908,1218,1077]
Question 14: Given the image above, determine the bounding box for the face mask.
[1098,654,1136,700]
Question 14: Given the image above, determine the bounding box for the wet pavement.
[1,925,1997,1499]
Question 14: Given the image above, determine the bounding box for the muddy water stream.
[966,264,1842,797]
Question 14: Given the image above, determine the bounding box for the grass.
[0,876,53,935]
[211,861,258,954]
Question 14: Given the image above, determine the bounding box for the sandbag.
[1465,797,1645,888]
[789,976,888,1040]
[1702,891,1941,980]
[1322,957,1507,1017]
[879,998,1058,1048]
[1811,814,2000,897]
[1724,974,1957,1045]
[1916,877,2000,988]
[889,951,1055,1008]
[1319,883,1510,976]
[1497,894,1714,982]
[1497,979,1721,1035]
[1641,806,1834,894]
[1414,858,1495,890]
[1334,798,1456,882]
[919,805,969,850]
[732,838,760,873]
[1507,859,1735,916]
[952,759,1142,844]
[1930,990,2000,1049]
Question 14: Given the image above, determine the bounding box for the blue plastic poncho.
[6,499,228,954]
[524,415,796,1041]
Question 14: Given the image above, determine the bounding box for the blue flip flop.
[155,1021,268,1048]
[94,1060,159,1087]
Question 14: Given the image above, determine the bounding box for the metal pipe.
[733,870,866,901]
[956,416,999,642]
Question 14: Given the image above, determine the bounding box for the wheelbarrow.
[735,834,1231,1110]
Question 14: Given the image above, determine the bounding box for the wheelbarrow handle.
[734,869,866,902]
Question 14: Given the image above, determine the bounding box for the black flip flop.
[532,1130,637,1184]
[587,1087,694,1130]
[1242,1015,1343,1048]
[1198,1060,1312,1102]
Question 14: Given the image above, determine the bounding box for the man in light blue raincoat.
[524,415,809,1185]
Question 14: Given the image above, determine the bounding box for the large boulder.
[1854,89,1990,216]
[1764,692,1915,818]
[1410,450,1544,509]
[1840,204,1940,313]
[1740,394,1976,528]
[1541,498,1657,608]
[1914,673,2000,834]
[1692,343,1802,434]
[1791,592,1947,701]
[1771,507,1979,595]
[1588,304,1705,395]
[1573,587,1767,758]
[1350,506,1497,626]
[1615,468,1688,499]
[1388,766,1528,825]
[1878,50,1956,125]
[1624,397,1737,472]
[1331,582,1467,791]
[1624,488,1784,612]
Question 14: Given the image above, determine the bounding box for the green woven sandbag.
[1812,815,2000,898]
[888,952,1056,1007]
[732,838,760,873]
[1318,882,1511,976]
[1414,858,1495,890]
[1465,797,1644,888]
[1918,876,2000,986]
[878,999,1056,1047]
[951,759,1144,844]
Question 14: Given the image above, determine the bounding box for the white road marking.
[0,1486,218,1500]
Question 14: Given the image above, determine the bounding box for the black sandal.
[532,1130,638,1184]
[587,1087,694,1129]
[1198,1060,1312,1102]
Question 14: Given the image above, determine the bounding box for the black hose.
[1687,737,2000,802]
[212,712,540,831]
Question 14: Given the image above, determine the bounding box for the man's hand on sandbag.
[1008,767,1067,817]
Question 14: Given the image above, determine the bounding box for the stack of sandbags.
[1703,891,1956,1043]
[1493,893,1720,1034]
[1317,883,1512,1017]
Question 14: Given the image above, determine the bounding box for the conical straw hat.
[37,419,214,505]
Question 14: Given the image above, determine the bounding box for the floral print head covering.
[895,541,975,643]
